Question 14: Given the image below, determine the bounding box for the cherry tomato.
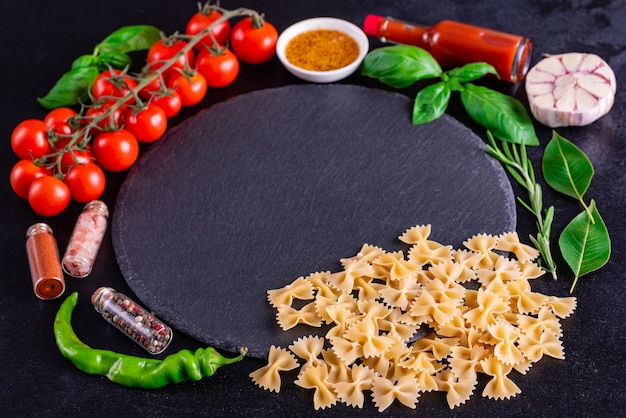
[92,129,139,172]
[64,163,106,202]
[44,107,77,128]
[196,48,240,88]
[186,9,231,48]
[125,103,168,143]
[52,138,93,172]
[11,119,53,160]
[230,16,278,64]
[139,72,168,99]
[10,160,52,199]
[91,69,138,104]
[85,101,127,135]
[167,71,207,106]
[147,39,195,78]
[28,176,70,217]
[44,107,77,136]
[151,90,182,118]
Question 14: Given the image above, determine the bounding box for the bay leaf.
[542,131,594,205]
[559,200,610,292]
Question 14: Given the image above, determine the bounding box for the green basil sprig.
[37,25,161,109]
[362,45,539,146]
[542,132,611,292]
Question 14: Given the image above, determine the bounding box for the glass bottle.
[26,223,65,300]
[91,287,173,354]
[363,14,532,83]
[62,200,109,278]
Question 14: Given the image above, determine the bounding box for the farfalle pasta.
[249,345,299,393]
[250,225,577,412]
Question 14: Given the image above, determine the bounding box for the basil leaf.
[412,81,451,125]
[559,200,610,292]
[97,51,133,71]
[71,54,98,70]
[362,45,442,88]
[96,25,161,54]
[37,66,100,109]
[446,62,498,83]
[542,131,594,203]
[460,83,539,145]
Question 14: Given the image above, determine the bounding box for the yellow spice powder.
[285,29,360,71]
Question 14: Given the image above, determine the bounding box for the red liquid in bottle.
[363,15,532,83]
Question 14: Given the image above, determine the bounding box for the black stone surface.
[112,84,515,358]
[1,1,624,417]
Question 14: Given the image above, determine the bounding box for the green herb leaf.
[446,62,498,83]
[37,66,100,109]
[542,131,594,213]
[559,200,610,292]
[362,45,442,88]
[460,83,539,146]
[485,132,557,279]
[412,81,451,124]
[71,54,98,70]
[95,25,161,54]
[97,51,133,71]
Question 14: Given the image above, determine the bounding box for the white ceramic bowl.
[276,17,369,83]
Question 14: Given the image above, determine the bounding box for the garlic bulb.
[525,53,616,127]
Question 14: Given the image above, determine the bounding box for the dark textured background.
[1,0,624,416]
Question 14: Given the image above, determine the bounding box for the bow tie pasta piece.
[495,231,540,262]
[288,336,325,371]
[252,224,576,412]
[331,363,376,408]
[249,345,299,393]
[267,276,314,308]
[480,356,522,400]
[371,373,421,412]
[294,364,338,410]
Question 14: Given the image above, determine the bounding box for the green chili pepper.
[54,292,247,389]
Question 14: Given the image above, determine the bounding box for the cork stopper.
[91,286,115,312]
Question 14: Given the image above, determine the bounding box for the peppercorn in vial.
[92,287,173,354]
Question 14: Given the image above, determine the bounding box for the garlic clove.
[525,52,616,127]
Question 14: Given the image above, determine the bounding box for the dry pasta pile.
[250,225,576,411]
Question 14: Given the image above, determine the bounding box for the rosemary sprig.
[485,131,558,279]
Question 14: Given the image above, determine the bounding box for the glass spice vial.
[62,200,109,278]
[91,287,173,354]
[26,223,65,300]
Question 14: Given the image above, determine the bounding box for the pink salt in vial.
[62,200,109,278]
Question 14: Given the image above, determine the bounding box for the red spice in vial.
[26,223,65,300]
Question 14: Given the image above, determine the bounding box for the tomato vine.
[10,3,278,216]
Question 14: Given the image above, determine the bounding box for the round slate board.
[112,84,516,358]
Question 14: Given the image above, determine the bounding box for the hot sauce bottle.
[363,15,532,83]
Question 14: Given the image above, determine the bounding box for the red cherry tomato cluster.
[9,7,278,217]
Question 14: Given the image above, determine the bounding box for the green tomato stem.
[41,6,261,177]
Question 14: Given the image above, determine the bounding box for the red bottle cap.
[363,14,384,37]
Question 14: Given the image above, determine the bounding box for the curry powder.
[285,29,359,71]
